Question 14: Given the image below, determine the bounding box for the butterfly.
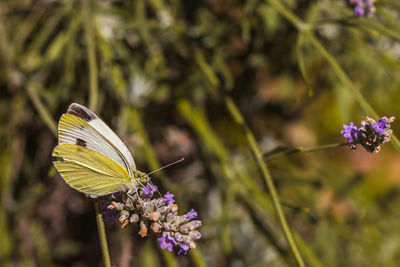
[52,103,146,197]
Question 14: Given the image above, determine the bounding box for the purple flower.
[143,183,158,198]
[372,117,389,134]
[354,6,365,16]
[101,201,118,224]
[178,243,190,255]
[341,116,395,153]
[185,209,198,220]
[106,187,202,256]
[158,234,177,252]
[341,122,358,143]
[164,192,175,205]
[372,123,384,134]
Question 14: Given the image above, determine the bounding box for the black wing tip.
[67,103,96,122]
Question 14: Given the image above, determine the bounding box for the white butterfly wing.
[58,103,136,177]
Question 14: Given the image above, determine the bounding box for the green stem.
[26,79,57,136]
[265,143,348,159]
[266,0,307,31]
[294,234,325,267]
[83,0,99,112]
[296,33,313,96]
[224,95,306,267]
[299,143,348,153]
[94,201,112,267]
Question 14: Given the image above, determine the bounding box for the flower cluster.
[349,0,377,17]
[341,116,395,153]
[102,184,201,255]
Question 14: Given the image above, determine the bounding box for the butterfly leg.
[126,186,138,203]
[127,187,136,196]
[127,186,145,207]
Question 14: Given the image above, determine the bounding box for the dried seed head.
[121,219,129,228]
[129,213,139,224]
[139,222,148,237]
[151,222,162,233]
[150,212,160,221]
[119,210,130,224]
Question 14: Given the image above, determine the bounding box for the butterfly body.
[52,103,143,197]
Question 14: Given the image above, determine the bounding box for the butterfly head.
[136,171,148,183]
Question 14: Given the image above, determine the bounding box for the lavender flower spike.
[103,183,202,255]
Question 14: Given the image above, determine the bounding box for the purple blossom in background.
[185,209,198,220]
[158,234,177,252]
[354,6,365,16]
[143,183,158,198]
[372,117,389,134]
[164,192,175,205]
[349,0,377,17]
[341,122,358,143]
[341,116,395,153]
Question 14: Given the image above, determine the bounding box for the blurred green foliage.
[1,0,400,266]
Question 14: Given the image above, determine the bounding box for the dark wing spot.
[52,156,64,162]
[67,103,96,122]
[76,138,87,147]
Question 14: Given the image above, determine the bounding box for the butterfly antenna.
[146,157,185,177]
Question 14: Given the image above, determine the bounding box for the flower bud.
[129,213,139,223]
[119,210,130,224]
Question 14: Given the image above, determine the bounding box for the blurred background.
[1,0,400,266]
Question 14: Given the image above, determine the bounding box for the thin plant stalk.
[26,79,57,136]
[264,143,349,159]
[224,95,306,267]
[94,201,112,267]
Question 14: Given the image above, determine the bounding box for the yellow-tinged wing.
[58,113,135,177]
[65,103,136,174]
[52,144,132,196]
